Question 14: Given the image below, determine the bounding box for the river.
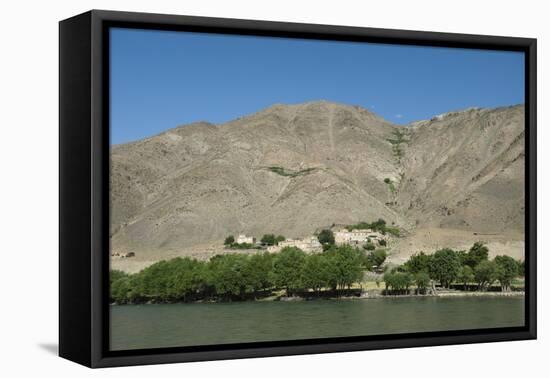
[110,296,524,351]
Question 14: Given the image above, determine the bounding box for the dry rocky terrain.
[110,101,525,272]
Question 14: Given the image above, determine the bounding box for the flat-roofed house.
[267,236,322,253]
[236,234,255,244]
[334,229,385,246]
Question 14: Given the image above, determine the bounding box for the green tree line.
[384,242,524,295]
[111,245,375,304]
[111,240,523,303]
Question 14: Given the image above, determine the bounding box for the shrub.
[260,234,276,246]
[366,249,387,270]
[345,219,400,237]
[317,229,335,245]
[224,235,235,246]
[363,242,376,251]
[229,242,256,249]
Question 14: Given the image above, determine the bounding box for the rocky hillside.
[398,105,525,233]
[110,101,525,261]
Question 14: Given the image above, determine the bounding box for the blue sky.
[110,28,525,145]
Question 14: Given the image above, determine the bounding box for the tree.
[302,253,331,294]
[324,245,364,294]
[169,258,208,301]
[464,242,489,268]
[383,272,394,292]
[260,234,276,246]
[455,250,468,266]
[133,260,178,301]
[366,249,387,270]
[414,272,431,294]
[383,271,413,295]
[474,260,499,291]
[110,269,128,285]
[271,247,306,296]
[346,221,371,231]
[378,239,387,247]
[110,274,133,303]
[404,251,433,275]
[516,259,525,277]
[207,254,251,299]
[429,248,461,288]
[243,253,274,295]
[457,265,474,291]
[110,257,211,303]
[371,218,387,230]
[318,229,335,246]
[224,235,235,246]
[494,255,519,292]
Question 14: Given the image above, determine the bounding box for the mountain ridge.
[110,101,525,270]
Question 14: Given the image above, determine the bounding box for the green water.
[110,296,524,351]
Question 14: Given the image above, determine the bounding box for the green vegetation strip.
[111,227,523,304]
[386,129,407,161]
[265,166,317,177]
[384,242,524,294]
[111,245,387,304]
[345,218,400,237]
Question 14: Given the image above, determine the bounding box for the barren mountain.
[110,101,525,271]
[399,105,525,232]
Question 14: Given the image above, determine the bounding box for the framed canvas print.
[59,10,537,368]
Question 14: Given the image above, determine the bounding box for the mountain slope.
[110,101,525,265]
[397,105,524,232]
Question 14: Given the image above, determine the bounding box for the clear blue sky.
[110,28,525,145]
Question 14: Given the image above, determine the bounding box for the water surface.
[110,296,524,350]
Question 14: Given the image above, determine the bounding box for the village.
[111,219,526,306]
[111,223,394,261]
[229,227,389,254]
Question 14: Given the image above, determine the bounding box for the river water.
[110,296,524,351]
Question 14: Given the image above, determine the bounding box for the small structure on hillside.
[267,236,322,253]
[110,251,135,258]
[236,234,255,244]
[334,229,386,247]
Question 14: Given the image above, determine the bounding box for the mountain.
[399,105,525,232]
[110,101,525,270]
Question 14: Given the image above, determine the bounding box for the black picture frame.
[59,9,537,368]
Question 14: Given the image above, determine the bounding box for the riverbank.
[111,288,524,305]
[358,290,524,300]
[279,289,525,302]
